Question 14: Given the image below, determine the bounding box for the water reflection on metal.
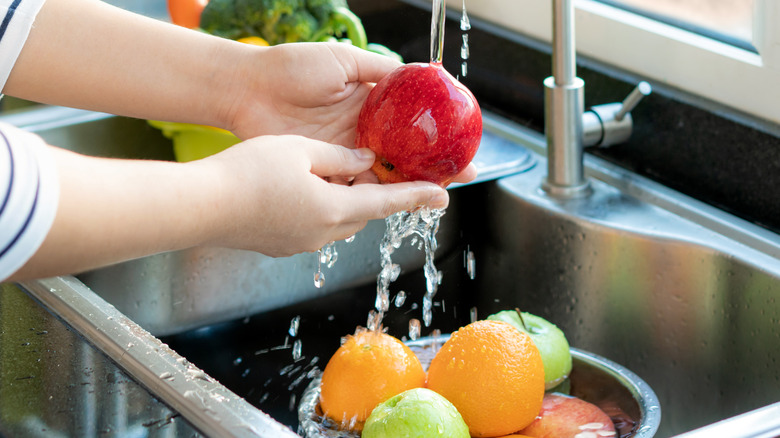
[0,283,201,437]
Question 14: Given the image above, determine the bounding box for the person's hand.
[226,42,399,147]
[196,135,449,257]
[225,42,477,185]
[11,134,448,281]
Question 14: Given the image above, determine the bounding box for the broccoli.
[200,0,367,49]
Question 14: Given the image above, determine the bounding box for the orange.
[167,0,207,29]
[237,36,270,46]
[426,320,545,437]
[319,328,426,430]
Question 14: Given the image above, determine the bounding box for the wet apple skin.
[356,62,482,187]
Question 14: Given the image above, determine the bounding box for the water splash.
[409,319,421,340]
[374,208,445,328]
[366,310,382,332]
[313,236,353,288]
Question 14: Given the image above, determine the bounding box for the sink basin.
[7,105,780,437]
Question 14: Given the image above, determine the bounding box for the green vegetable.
[366,43,403,62]
[200,0,367,48]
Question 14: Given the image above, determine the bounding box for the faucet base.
[542,177,593,199]
[544,76,588,196]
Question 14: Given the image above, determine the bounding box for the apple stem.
[515,308,529,331]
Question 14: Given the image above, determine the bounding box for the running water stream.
[369,0,475,339]
[372,208,445,333]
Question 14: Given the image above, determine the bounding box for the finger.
[336,181,449,222]
[352,168,380,185]
[306,143,376,177]
[452,163,478,184]
[337,44,403,84]
[331,219,370,244]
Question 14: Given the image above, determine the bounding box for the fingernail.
[354,148,375,160]
[430,189,449,209]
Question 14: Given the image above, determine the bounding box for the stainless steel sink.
[472,114,780,437]
[7,106,780,437]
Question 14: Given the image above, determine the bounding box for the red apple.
[355,62,482,187]
[520,393,617,438]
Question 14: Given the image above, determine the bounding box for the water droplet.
[344,234,356,243]
[461,61,468,78]
[292,339,303,361]
[460,0,471,31]
[394,290,407,307]
[465,247,476,280]
[313,271,325,288]
[233,357,243,366]
[289,315,301,337]
[470,307,478,323]
[409,319,421,340]
[279,363,296,376]
[460,34,470,59]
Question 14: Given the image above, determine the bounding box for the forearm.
[3,0,250,129]
[8,146,226,280]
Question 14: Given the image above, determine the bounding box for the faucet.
[543,0,651,198]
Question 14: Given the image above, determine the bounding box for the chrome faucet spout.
[543,0,590,197]
[542,0,650,198]
[552,0,577,86]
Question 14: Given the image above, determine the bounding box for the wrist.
[210,42,272,138]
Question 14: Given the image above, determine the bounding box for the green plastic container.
[148,120,240,162]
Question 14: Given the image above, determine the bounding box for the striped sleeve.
[0,0,47,92]
[0,122,59,280]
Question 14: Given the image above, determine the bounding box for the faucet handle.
[615,81,652,121]
[583,80,652,148]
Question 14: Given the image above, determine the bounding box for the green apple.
[362,388,470,438]
[487,310,572,390]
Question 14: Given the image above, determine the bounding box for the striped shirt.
[1,0,58,281]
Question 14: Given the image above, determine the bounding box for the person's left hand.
[223,41,478,185]
[225,42,399,148]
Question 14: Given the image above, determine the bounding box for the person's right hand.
[195,135,449,257]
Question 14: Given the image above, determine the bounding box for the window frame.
[466,0,780,126]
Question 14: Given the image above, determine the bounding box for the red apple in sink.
[355,62,482,187]
[519,393,617,438]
